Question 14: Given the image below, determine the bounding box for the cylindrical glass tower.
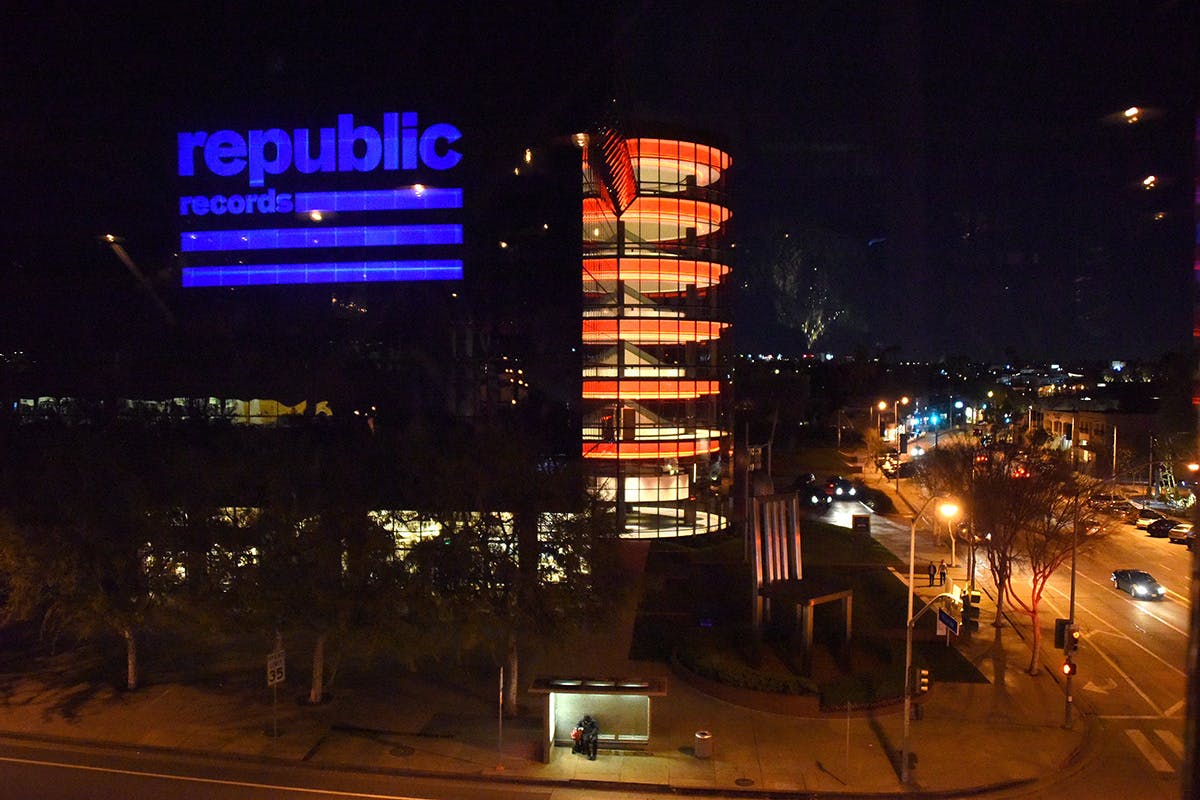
[581,136,732,537]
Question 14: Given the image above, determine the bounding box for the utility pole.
[1064,517,1078,728]
[1148,435,1156,499]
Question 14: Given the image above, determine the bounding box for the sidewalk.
[0,478,1092,796]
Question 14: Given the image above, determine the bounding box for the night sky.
[3,2,1195,363]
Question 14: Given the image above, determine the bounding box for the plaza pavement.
[0,466,1092,797]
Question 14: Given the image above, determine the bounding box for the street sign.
[937,608,959,635]
[267,649,286,687]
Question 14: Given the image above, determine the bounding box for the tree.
[863,427,889,469]
[1004,463,1105,673]
[919,441,1107,672]
[767,227,863,351]
[0,429,170,690]
[394,414,626,716]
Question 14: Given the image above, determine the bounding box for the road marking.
[1125,729,1173,772]
[1163,699,1186,717]
[1155,729,1184,759]
[1035,592,1172,716]
[1071,571,1189,632]
[1045,581,1188,679]
[1082,678,1117,694]
[0,754,423,799]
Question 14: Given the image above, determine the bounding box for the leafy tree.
[0,429,169,690]
[394,415,625,715]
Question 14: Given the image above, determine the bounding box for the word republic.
[178,112,462,208]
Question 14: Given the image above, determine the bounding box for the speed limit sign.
[267,649,286,687]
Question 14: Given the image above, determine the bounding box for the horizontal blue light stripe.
[293,188,463,212]
[181,224,462,252]
[182,260,463,288]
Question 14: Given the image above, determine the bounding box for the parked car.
[1132,508,1166,529]
[1145,518,1177,538]
[1089,492,1128,513]
[880,459,918,479]
[1168,522,1195,545]
[1111,569,1166,599]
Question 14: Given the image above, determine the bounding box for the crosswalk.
[1125,727,1184,773]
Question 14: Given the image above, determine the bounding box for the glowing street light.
[902,496,960,784]
[895,396,910,453]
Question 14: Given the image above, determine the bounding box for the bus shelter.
[529,676,668,762]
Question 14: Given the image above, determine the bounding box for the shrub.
[674,642,819,695]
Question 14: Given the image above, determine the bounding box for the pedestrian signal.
[1064,624,1080,655]
[1061,659,1077,676]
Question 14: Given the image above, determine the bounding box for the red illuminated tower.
[580,129,733,537]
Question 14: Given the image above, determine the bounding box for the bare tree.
[767,227,862,351]
[920,442,1107,670]
[1001,456,1106,673]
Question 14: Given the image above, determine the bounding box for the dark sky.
[2,2,1195,363]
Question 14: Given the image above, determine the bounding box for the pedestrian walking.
[938,559,947,586]
[927,560,936,586]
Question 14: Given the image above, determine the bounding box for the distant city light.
[1142,175,1157,189]
[1123,106,1141,123]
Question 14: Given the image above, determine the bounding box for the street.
[0,739,557,800]
[843,469,1190,798]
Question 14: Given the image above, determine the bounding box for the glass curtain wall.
[581,138,732,538]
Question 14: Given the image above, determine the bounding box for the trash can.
[694,730,713,759]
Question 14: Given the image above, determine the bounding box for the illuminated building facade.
[581,131,732,537]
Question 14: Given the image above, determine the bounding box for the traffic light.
[917,667,930,694]
[1064,624,1081,655]
[1054,618,1069,649]
[1062,659,1077,676]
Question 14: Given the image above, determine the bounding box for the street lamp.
[902,495,959,784]
[894,397,910,491]
[894,396,910,456]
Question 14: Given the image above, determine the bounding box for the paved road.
[849,466,1190,798]
[0,739,558,800]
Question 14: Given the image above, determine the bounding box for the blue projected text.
[178,113,462,187]
[176,111,464,287]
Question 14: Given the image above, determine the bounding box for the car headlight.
[835,487,843,495]
[848,488,857,496]
[1134,585,1147,596]
[1156,586,1166,595]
